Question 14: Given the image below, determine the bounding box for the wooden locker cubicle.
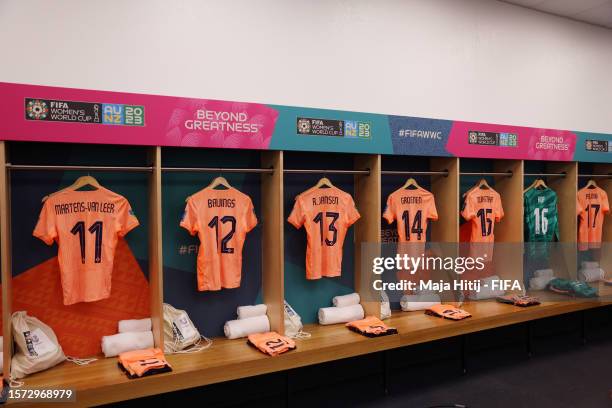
[547,161,578,280]
[354,154,381,318]
[0,141,12,375]
[589,163,612,298]
[261,150,285,334]
[148,146,164,348]
[493,160,524,285]
[0,142,167,361]
[430,157,460,244]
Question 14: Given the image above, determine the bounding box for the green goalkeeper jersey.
[524,187,559,242]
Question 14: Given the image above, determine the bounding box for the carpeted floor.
[355,341,612,408]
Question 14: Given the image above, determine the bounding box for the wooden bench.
[14,299,609,407]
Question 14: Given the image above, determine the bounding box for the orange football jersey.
[181,187,257,291]
[577,186,610,250]
[288,186,360,279]
[383,186,438,242]
[33,187,139,305]
[461,187,504,243]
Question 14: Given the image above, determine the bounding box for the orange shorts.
[425,304,471,320]
[118,348,172,378]
[247,332,296,356]
[346,316,398,337]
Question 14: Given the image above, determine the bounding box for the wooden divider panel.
[548,162,578,242]
[492,160,524,285]
[547,162,578,279]
[430,157,460,297]
[148,147,164,348]
[261,151,284,333]
[354,154,381,317]
[0,141,12,373]
[431,157,459,243]
[494,160,524,242]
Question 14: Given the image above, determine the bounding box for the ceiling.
[501,0,612,28]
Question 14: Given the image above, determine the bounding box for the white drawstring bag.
[380,291,391,320]
[163,303,211,354]
[10,311,66,380]
[284,301,310,339]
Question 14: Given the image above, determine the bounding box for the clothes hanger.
[462,178,490,198]
[401,177,420,190]
[186,175,232,203]
[42,174,101,202]
[206,176,231,190]
[313,176,334,189]
[477,178,491,190]
[523,178,547,194]
[585,179,598,189]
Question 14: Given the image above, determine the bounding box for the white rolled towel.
[224,315,270,339]
[468,275,505,300]
[534,269,554,278]
[318,304,364,325]
[332,293,360,308]
[237,304,268,320]
[118,318,152,333]
[400,294,441,311]
[582,261,599,269]
[101,331,154,357]
[530,275,554,290]
[579,268,604,283]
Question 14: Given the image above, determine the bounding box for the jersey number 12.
[208,216,236,253]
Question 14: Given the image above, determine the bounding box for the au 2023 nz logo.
[25,98,145,126]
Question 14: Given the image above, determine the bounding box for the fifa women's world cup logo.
[297,118,311,134]
[26,99,49,120]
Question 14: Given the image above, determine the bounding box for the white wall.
[1,0,611,133]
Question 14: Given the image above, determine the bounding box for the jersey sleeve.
[554,204,560,241]
[245,197,258,232]
[344,196,361,226]
[33,200,57,245]
[494,196,504,221]
[180,197,200,235]
[428,196,439,221]
[461,194,476,221]
[382,195,395,224]
[116,198,140,237]
[287,197,306,229]
[602,191,610,214]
